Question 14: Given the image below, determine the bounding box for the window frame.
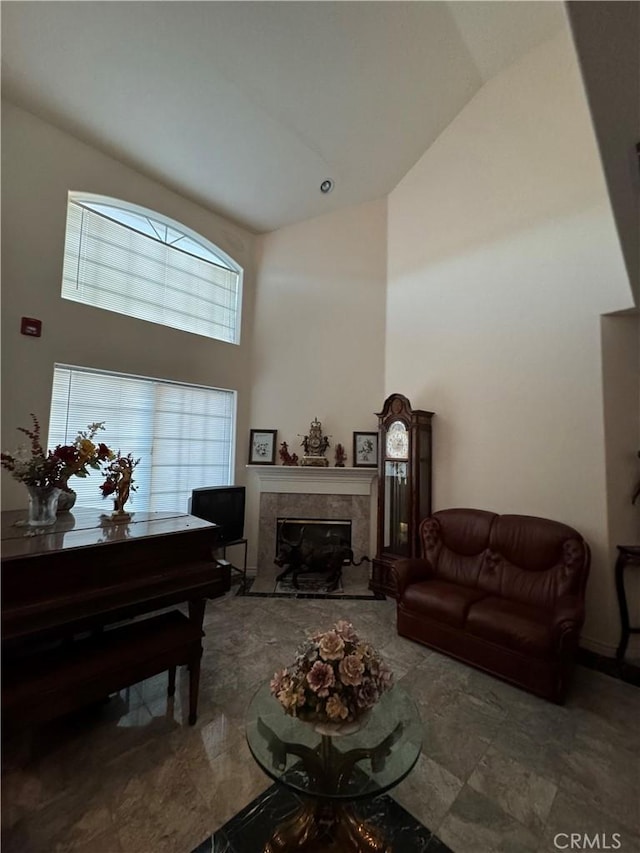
[48,362,238,514]
[61,192,244,345]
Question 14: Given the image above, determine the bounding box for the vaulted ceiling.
[1,1,567,233]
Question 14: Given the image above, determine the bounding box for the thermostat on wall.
[21,317,42,337]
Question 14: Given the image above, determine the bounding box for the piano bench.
[2,610,204,730]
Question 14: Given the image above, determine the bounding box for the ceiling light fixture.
[320,179,334,194]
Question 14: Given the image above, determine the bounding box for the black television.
[190,486,245,545]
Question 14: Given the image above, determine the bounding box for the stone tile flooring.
[2,593,639,853]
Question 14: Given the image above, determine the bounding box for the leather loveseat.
[393,508,590,703]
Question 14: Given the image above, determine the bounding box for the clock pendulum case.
[370,393,434,597]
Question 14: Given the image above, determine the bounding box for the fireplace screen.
[276,518,352,561]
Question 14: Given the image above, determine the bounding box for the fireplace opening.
[276,518,352,562]
[272,516,370,592]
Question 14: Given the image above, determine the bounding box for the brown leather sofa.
[393,509,590,703]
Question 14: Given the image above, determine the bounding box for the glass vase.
[26,485,62,527]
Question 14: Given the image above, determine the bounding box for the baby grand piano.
[1,508,230,726]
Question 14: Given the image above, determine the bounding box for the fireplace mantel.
[247,465,376,496]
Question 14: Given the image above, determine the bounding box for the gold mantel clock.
[371,393,434,597]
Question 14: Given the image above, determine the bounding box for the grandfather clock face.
[385,420,408,460]
[383,419,410,556]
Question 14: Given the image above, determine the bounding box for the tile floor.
[2,592,639,853]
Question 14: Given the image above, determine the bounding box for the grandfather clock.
[371,394,434,597]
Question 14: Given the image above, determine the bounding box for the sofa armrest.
[392,559,432,599]
[552,595,585,646]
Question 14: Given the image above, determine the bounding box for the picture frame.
[248,429,277,465]
[353,431,378,468]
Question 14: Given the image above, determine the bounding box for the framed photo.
[248,429,277,465]
[353,431,378,468]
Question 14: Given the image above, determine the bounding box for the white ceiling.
[1,1,566,234]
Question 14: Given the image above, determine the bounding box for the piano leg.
[187,598,205,725]
[188,650,202,725]
[188,598,206,631]
[168,666,176,697]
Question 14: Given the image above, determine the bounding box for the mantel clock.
[371,394,434,597]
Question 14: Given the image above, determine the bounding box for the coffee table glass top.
[245,683,422,801]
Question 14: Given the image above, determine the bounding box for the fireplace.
[259,493,370,570]
[276,518,352,559]
[251,467,377,574]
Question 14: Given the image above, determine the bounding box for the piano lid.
[1,508,219,560]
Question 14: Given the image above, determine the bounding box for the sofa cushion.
[466,596,553,658]
[476,515,589,608]
[402,580,487,629]
[422,509,496,588]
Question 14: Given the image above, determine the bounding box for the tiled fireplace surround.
[253,467,377,571]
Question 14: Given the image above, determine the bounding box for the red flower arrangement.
[52,422,113,490]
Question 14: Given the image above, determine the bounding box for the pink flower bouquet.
[270,620,393,724]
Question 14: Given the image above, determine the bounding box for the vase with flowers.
[1,414,66,526]
[52,422,113,512]
[270,620,393,736]
[2,415,115,526]
[100,452,140,521]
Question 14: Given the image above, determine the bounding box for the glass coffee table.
[246,683,422,852]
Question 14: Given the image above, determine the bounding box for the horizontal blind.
[48,365,236,513]
[149,382,235,512]
[61,201,241,343]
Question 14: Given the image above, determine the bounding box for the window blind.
[61,198,242,344]
[48,365,236,513]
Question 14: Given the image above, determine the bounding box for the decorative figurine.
[279,441,299,466]
[335,443,347,467]
[100,452,140,521]
[299,418,331,467]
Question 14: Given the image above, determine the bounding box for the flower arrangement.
[1,414,65,489]
[270,620,393,725]
[100,452,140,515]
[52,422,113,490]
[1,415,114,492]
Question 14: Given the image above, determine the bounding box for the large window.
[61,193,243,344]
[48,365,236,513]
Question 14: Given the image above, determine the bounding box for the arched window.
[61,193,243,343]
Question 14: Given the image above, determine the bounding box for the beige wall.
[386,32,634,652]
[1,101,256,509]
[602,313,640,654]
[568,1,640,304]
[248,200,387,564]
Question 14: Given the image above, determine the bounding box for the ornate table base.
[246,684,421,853]
[265,798,391,853]
[256,715,406,852]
